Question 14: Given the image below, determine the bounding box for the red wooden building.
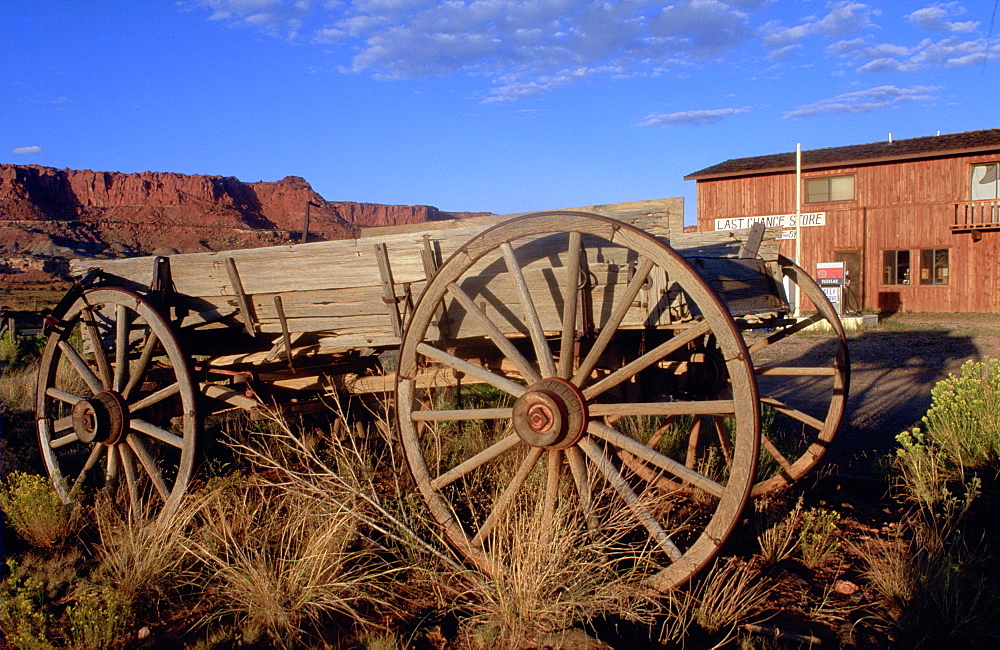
[685,129,1000,314]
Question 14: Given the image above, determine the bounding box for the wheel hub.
[512,378,588,449]
[72,391,128,445]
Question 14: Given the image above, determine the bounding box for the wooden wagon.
[35,201,849,591]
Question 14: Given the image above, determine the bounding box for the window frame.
[882,249,911,285]
[919,248,950,285]
[971,162,1000,201]
[805,174,855,204]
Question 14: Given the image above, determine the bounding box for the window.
[920,249,949,285]
[806,175,855,203]
[972,163,999,200]
[883,250,910,285]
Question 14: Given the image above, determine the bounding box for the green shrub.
[66,585,132,650]
[0,472,80,548]
[917,358,1000,469]
[0,331,45,372]
[896,358,1000,506]
[798,508,840,569]
[0,559,56,649]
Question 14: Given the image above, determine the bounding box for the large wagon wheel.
[36,288,198,522]
[396,212,760,591]
[742,255,850,496]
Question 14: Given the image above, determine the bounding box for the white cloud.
[11,145,43,155]
[763,1,880,48]
[833,34,1000,72]
[907,3,978,33]
[192,0,316,38]
[783,85,940,118]
[647,0,754,58]
[638,106,750,127]
[190,0,765,101]
[184,1,992,105]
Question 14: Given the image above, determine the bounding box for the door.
[834,250,862,314]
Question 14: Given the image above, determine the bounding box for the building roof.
[685,128,1000,180]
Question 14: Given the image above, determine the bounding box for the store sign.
[714,212,826,233]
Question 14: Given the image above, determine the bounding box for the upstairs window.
[883,250,910,285]
[972,163,999,200]
[806,175,855,203]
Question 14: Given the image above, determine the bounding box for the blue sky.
[3,1,999,223]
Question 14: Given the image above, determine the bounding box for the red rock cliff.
[0,165,487,281]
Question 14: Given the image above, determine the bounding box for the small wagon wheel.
[742,255,850,496]
[36,287,198,522]
[396,212,760,591]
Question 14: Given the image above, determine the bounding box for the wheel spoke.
[113,304,130,392]
[470,446,545,547]
[588,399,734,418]
[49,430,80,449]
[587,420,725,498]
[756,365,837,376]
[411,407,513,422]
[760,431,794,472]
[558,231,582,379]
[80,306,113,390]
[578,436,683,562]
[52,413,75,432]
[645,416,679,450]
[430,433,522,490]
[572,258,655,385]
[127,434,171,501]
[747,312,824,354]
[68,443,105,498]
[128,382,181,413]
[685,416,703,468]
[46,387,86,406]
[416,342,526,397]
[58,340,103,395]
[447,282,541,383]
[712,416,733,465]
[119,443,141,518]
[130,418,185,448]
[760,396,825,431]
[541,449,563,532]
[106,444,121,487]
[582,320,712,400]
[501,242,557,378]
[565,446,598,531]
[122,331,160,400]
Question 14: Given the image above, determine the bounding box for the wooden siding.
[695,152,1000,313]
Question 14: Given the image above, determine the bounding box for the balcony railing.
[952,200,1000,234]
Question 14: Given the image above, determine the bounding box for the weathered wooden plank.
[69,209,773,298]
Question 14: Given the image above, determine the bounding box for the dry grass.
[89,492,193,605]
[455,497,657,648]
[754,495,803,566]
[659,557,773,645]
[182,476,388,648]
[0,357,39,413]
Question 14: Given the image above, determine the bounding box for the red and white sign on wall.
[816,262,845,285]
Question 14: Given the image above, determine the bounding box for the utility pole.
[794,143,802,318]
